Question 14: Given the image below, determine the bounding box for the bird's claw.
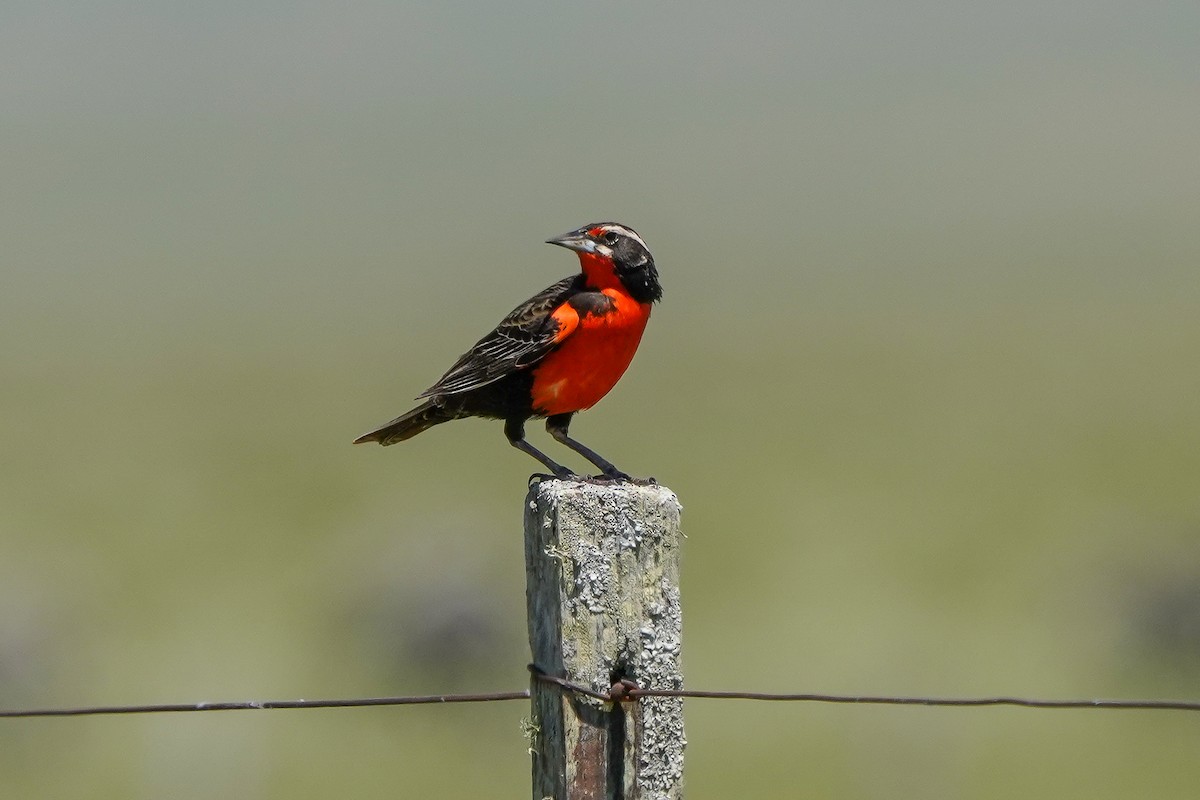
[529,469,578,485]
[532,469,657,485]
[594,470,633,483]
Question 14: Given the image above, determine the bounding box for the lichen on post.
[524,478,684,800]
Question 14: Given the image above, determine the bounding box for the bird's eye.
[601,231,620,246]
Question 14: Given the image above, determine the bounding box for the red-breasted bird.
[353,222,662,479]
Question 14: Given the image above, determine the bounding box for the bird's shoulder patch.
[567,291,617,318]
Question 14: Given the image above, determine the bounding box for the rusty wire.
[3,666,1199,718]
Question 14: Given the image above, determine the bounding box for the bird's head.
[546,222,662,304]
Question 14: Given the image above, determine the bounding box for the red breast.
[530,286,651,415]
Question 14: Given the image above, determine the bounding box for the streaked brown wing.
[418,275,582,397]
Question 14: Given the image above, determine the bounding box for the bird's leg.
[545,413,630,481]
[505,417,574,479]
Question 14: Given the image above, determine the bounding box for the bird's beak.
[545,230,597,255]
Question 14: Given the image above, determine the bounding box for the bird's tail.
[353,401,454,446]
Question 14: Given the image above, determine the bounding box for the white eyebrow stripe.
[600,224,648,250]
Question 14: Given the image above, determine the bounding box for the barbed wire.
[3,666,1198,718]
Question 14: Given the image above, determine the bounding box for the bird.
[353,222,662,480]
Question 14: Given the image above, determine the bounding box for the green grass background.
[3,2,1199,797]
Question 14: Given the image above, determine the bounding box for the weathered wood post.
[524,478,685,800]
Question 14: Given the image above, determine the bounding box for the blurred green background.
[3,1,1199,797]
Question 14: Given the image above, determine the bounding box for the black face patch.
[568,291,617,318]
[610,235,648,269]
[604,231,662,305]
[616,260,663,304]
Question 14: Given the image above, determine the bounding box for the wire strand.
[528,668,1200,712]
[0,691,530,718]
[4,669,1199,718]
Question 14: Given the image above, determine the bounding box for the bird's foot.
[589,469,633,483]
[532,470,659,486]
[600,474,659,486]
[529,468,578,485]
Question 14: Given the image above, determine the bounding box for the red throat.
[577,252,625,291]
